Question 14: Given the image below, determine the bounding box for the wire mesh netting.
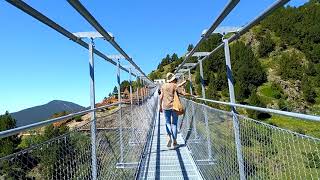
[0,91,158,180]
[239,116,320,179]
[179,98,320,179]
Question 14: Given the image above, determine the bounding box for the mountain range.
[11,100,85,127]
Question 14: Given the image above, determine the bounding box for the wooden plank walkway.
[139,109,203,180]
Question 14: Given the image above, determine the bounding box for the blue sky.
[0,0,307,113]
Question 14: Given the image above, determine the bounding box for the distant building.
[154,79,166,85]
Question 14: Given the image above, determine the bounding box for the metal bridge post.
[117,59,124,164]
[199,59,212,160]
[223,39,245,180]
[188,69,193,96]
[129,68,133,128]
[144,80,146,101]
[140,78,142,102]
[142,79,145,101]
[203,105,212,161]
[89,41,97,180]
[129,67,135,144]
[199,59,206,99]
[136,76,140,105]
[188,69,198,141]
[141,79,145,102]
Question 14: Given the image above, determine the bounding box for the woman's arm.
[159,88,163,112]
[177,80,187,87]
[176,81,187,96]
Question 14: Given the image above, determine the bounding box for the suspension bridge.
[1,0,320,179]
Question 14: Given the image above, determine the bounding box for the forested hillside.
[149,0,320,137]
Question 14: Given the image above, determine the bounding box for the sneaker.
[173,140,179,149]
[166,136,172,147]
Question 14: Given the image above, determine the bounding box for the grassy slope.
[252,29,320,138]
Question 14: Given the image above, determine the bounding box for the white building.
[154,79,166,85]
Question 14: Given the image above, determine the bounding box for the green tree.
[187,44,194,52]
[120,80,130,92]
[148,70,161,80]
[258,33,275,57]
[278,52,303,80]
[0,113,23,178]
[112,86,118,95]
[0,111,19,158]
[231,42,267,101]
[247,91,269,120]
[301,76,317,103]
[310,44,320,63]
[171,53,179,63]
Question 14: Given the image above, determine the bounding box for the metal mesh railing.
[239,116,320,179]
[179,98,320,179]
[0,91,158,180]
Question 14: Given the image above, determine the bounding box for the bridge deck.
[140,110,203,180]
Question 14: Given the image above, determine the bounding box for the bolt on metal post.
[223,39,245,180]
[117,59,124,164]
[89,41,97,180]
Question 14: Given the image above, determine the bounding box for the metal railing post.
[89,41,97,180]
[144,81,148,100]
[223,39,245,180]
[141,78,144,103]
[117,59,124,164]
[188,69,198,140]
[129,67,135,142]
[199,58,212,160]
[188,69,193,96]
[199,59,206,99]
[203,105,212,160]
[136,76,140,105]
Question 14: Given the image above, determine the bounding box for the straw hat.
[166,73,176,83]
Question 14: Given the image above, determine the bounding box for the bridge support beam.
[144,79,147,101]
[129,68,137,145]
[89,41,97,180]
[140,78,143,103]
[142,79,144,102]
[137,76,140,105]
[223,39,245,180]
[186,70,199,142]
[199,59,206,99]
[199,59,212,160]
[188,69,193,96]
[130,68,133,137]
[117,59,124,164]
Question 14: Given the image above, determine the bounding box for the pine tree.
[187,44,194,52]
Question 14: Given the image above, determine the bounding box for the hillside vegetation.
[149,0,320,138]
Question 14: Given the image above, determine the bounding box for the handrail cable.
[175,0,290,74]
[5,0,138,78]
[197,98,320,122]
[67,0,153,85]
[175,0,240,73]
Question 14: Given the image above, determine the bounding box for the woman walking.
[159,73,185,148]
